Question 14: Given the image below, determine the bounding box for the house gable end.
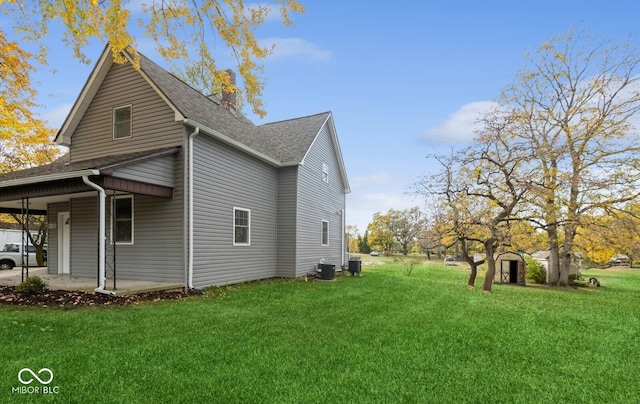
[300,114,350,194]
[66,55,185,163]
[55,46,184,156]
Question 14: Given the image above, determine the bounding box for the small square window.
[234,208,250,246]
[321,220,329,246]
[113,105,132,139]
[322,162,329,183]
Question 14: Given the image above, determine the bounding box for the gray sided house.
[0,46,350,291]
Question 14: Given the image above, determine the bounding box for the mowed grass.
[1,259,639,403]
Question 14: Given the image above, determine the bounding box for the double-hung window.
[321,162,329,183]
[233,207,251,246]
[321,220,329,246]
[113,105,132,139]
[112,195,134,244]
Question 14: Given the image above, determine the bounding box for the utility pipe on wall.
[188,126,200,290]
[341,208,345,268]
[82,175,116,296]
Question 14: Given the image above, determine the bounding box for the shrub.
[525,257,547,284]
[394,257,421,276]
[17,275,47,294]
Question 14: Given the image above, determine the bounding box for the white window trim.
[321,220,329,246]
[111,195,134,245]
[233,207,251,246]
[321,162,329,183]
[113,105,132,140]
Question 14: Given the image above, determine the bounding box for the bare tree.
[416,109,533,293]
[415,153,489,288]
[504,30,640,286]
[466,112,533,292]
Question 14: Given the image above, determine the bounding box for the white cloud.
[41,103,73,129]
[260,37,331,62]
[346,171,423,234]
[347,191,422,235]
[423,100,499,144]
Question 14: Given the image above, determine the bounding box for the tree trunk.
[468,264,478,287]
[560,223,574,286]
[482,238,496,292]
[546,221,561,286]
[10,214,48,267]
[560,167,580,287]
[460,240,481,288]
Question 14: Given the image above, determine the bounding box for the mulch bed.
[0,285,201,307]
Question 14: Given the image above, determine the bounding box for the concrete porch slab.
[0,267,184,296]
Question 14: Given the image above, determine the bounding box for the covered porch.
[0,148,185,294]
[0,267,184,296]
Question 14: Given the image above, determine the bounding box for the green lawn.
[2,260,639,403]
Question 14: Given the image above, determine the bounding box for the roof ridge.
[259,111,331,127]
[136,51,255,126]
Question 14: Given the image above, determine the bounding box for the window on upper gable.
[113,105,132,139]
[322,162,329,183]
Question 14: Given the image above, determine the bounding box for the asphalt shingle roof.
[0,148,180,182]
[1,48,339,185]
[137,52,329,164]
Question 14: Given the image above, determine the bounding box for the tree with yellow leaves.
[0,29,59,265]
[0,31,38,141]
[505,30,640,286]
[0,30,60,172]
[1,0,304,118]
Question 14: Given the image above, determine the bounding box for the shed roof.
[0,148,180,187]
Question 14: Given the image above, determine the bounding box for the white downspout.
[188,126,200,289]
[82,176,116,296]
[341,208,345,268]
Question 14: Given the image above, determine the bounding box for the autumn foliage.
[0,30,60,173]
[1,0,305,118]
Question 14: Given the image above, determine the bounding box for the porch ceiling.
[0,147,179,214]
[0,191,95,213]
[0,175,173,214]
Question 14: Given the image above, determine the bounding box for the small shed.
[532,250,581,282]
[493,252,526,285]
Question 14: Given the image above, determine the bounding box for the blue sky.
[3,1,640,233]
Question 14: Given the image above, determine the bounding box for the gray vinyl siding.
[46,202,70,275]
[106,193,184,282]
[111,154,176,187]
[295,124,346,276]
[191,134,278,287]
[66,152,184,282]
[70,61,183,163]
[70,197,99,278]
[276,166,298,277]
